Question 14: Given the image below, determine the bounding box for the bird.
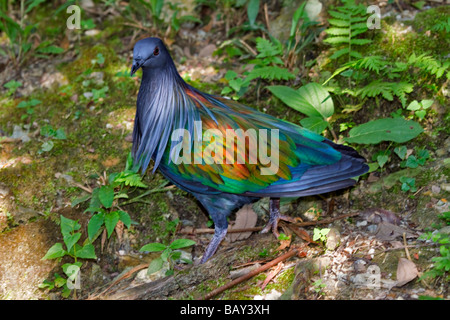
[130,37,369,264]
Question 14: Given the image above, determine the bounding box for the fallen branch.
[202,247,300,300]
[88,263,149,300]
[181,212,360,235]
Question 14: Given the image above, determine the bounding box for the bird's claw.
[261,214,301,239]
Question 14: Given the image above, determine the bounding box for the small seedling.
[140,238,196,276]
[313,227,330,244]
[400,176,417,193]
[41,215,97,298]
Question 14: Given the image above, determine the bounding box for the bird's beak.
[130,60,142,76]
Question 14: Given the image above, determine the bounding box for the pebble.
[356,220,368,227]
[441,183,450,192]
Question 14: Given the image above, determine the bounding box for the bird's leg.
[261,198,300,238]
[199,226,228,264]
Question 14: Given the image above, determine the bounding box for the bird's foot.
[198,227,228,264]
[261,198,302,239]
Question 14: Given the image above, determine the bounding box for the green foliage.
[313,227,330,244]
[3,80,22,96]
[400,177,417,193]
[41,215,96,298]
[419,213,450,281]
[268,82,334,134]
[406,99,433,120]
[345,118,423,144]
[408,53,450,80]
[140,238,196,276]
[0,0,64,65]
[221,37,295,99]
[324,0,371,61]
[72,153,145,241]
[17,98,41,121]
[38,124,67,154]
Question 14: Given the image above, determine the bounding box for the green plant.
[399,176,417,193]
[406,99,434,120]
[38,124,67,154]
[72,153,146,242]
[268,82,336,137]
[323,0,371,62]
[285,1,322,68]
[312,278,327,296]
[3,80,22,96]
[313,227,330,244]
[140,238,196,276]
[221,37,295,99]
[0,0,64,65]
[16,98,41,121]
[344,118,423,145]
[419,212,450,281]
[41,215,97,298]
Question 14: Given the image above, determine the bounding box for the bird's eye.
[153,47,159,56]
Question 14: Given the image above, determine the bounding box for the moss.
[412,6,450,34]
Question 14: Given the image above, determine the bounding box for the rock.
[441,183,450,192]
[326,228,340,251]
[89,71,104,85]
[10,125,30,143]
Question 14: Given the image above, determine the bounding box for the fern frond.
[255,37,282,58]
[357,80,413,107]
[247,66,295,81]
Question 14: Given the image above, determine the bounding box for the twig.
[263,3,271,35]
[88,263,149,300]
[239,39,257,56]
[71,181,93,194]
[403,233,412,261]
[202,248,299,300]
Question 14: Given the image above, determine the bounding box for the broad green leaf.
[140,242,167,252]
[71,194,91,207]
[88,213,104,241]
[104,211,119,238]
[42,243,66,260]
[394,146,407,160]
[247,0,260,26]
[169,239,196,250]
[54,128,66,140]
[377,155,389,168]
[296,83,334,119]
[60,215,80,237]
[63,233,81,252]
[117,210,131,228]
[75,243,97,259]
[98,185,114,209]
[299,116,328,134]
[268,83,334,120]
[345,118,423,144]
[147,257,164,275]
[40,140,54,152]
[421,99,433,109]
[407,100,421,111]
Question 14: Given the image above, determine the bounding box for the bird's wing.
[158,87,367,196]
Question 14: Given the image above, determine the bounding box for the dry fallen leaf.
[374,221,417,241]
[228,204,258,242]
[396,257,419,287]
[361,208,401,225]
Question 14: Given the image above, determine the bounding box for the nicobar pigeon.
[130,37,369,264]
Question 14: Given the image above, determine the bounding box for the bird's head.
[130,37,170,76]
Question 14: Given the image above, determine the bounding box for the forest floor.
[0,0,448,300]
